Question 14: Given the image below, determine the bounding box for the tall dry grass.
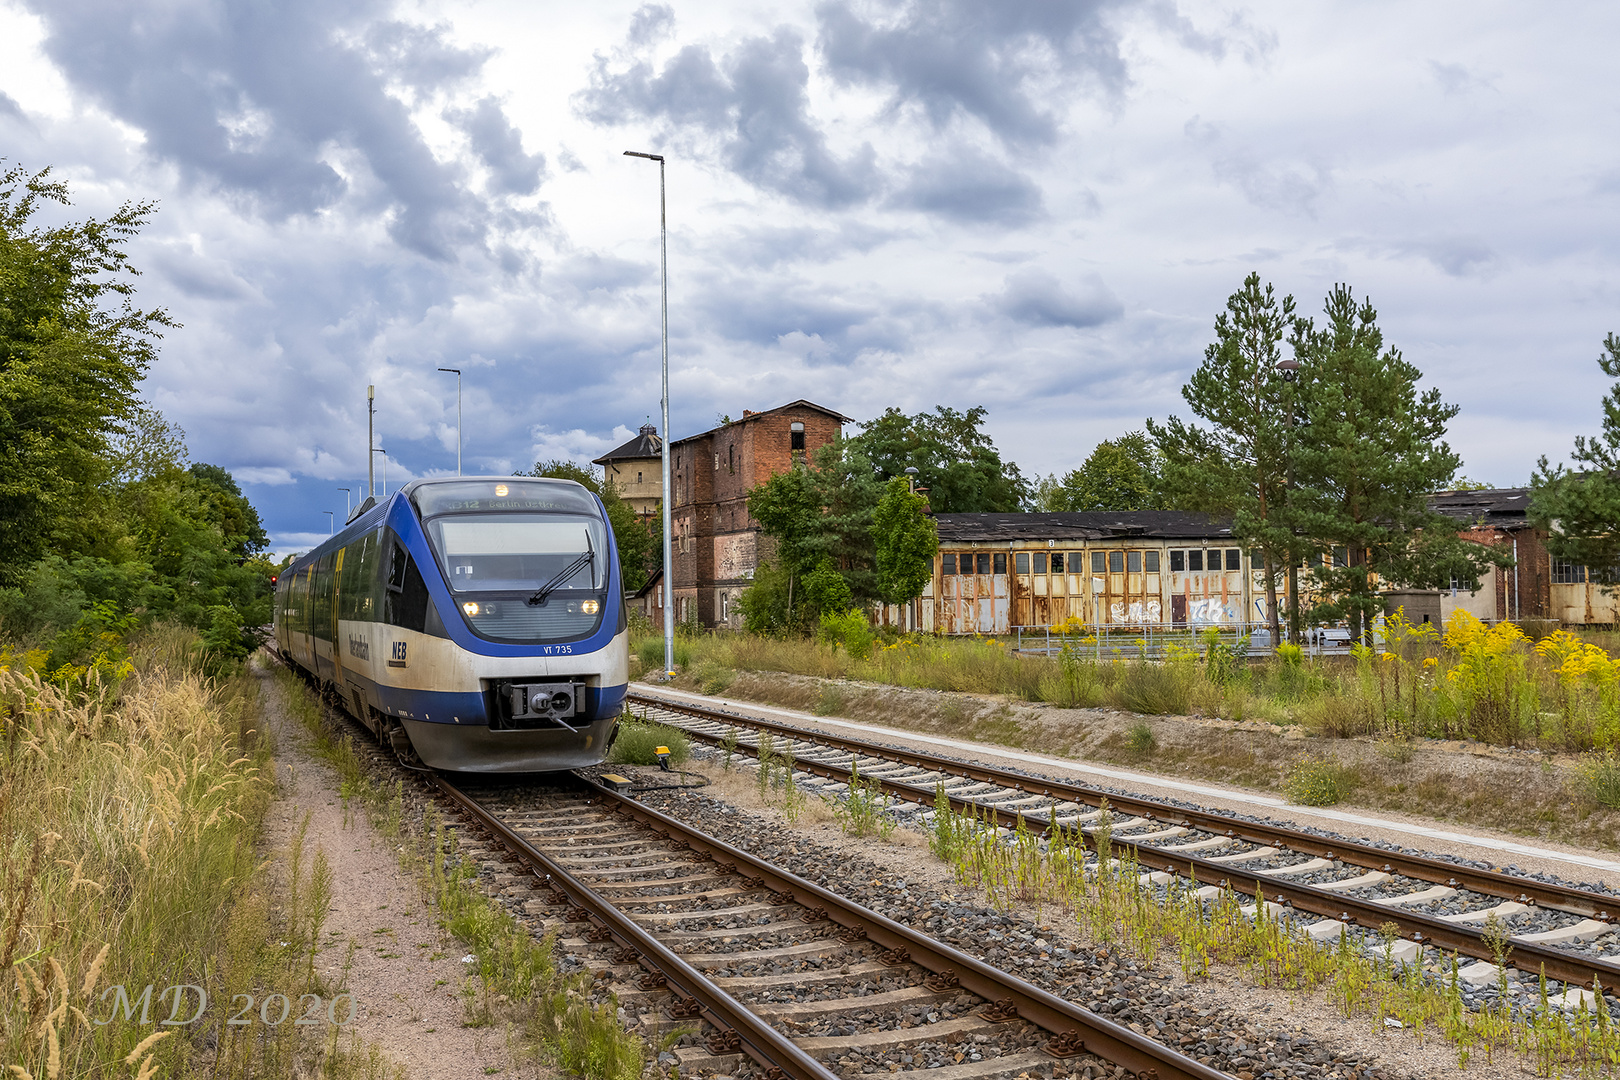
[0,634,392,1079]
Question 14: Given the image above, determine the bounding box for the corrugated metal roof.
[1427,487,1532,527]
[934,511,1235,543]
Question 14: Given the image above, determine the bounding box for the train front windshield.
[417,481,610,644]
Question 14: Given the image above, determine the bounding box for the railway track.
[625,690,1620,1008]
[434,775,1231,1080]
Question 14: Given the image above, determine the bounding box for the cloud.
[890,146,1044,224]
[578,20,878,208]
[447,96,548,195]
[22,0,538,260]
[1429,60,1497,96]
[816,0,1130,148]
[0,91,26,123]
[991,268,1122,328]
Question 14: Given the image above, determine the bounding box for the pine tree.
[1287,285,1501,642]
[1530,333,1620,586]
[1147,273,1296,641]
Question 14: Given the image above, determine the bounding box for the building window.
[1092,551,1106,574]
[1108,551,1124,573]
[1052,552,1065,573]
[1033,552,1047,574]
[720,592,729,620]
[1188,549,1203,572]
[1225,548,1242,570]
[1145,551,1160,573]
[1127,551,1142,573]
[728,444,735,474]
[993,553,1007,575]
[790,421,805,451]
[1170,550,1185,572]
[1552,559,1587,584]
[637,471,643,484]
[941,553,956,575]
[1015,552,1030,574]
[976,553,991,574]
[714,453,719,471]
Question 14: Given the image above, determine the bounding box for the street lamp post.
[1276,357,1301,644]
[367,385,376,500]
[624,149,675,679]
[437,367,462,475]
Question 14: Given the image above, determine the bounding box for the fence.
[1010,622,1370,660]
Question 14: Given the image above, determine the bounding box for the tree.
[1530,333,1620,587]
[742,439,885,629]
[871,477,940,604]
[848,405,1029,512]
[1043,432,1164,512]
[1148,273,1296,642]
[1287,285,1504,641]
[0,165,173,585]
[523,458,655,591]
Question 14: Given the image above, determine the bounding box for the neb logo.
[388,640,408,667]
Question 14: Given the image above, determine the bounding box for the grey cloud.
[1429,60,1497,96]
[627,4,676,48]
[720,222,898,270]
[890,147,1044,225]
[0,92,26,123]
[816,0,1129,148]
[1142,2,1277,65]
[24,0,538,260]
[448,96,548,195]
[1397,236,1498,277]
[579,23,877,208]
[148,245,257,301]
[695,274,881,351]
[1211,153,1330,216]
[992,268,1121,328]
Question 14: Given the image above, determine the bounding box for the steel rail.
[627,692,1620,994]
[431,775,840,1080]
[585,780,1232,1080]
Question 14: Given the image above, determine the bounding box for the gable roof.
[593,424,662,465]
[1426,487,1533,529]
[670,400,853,448]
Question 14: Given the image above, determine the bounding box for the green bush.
[1282,753,1351,806]
[1125,720,1156,755]
[1116,662,1191,715]
[818,608,874,659]
[609,718,691,767]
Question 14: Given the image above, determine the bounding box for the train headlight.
[581,600,600,615]
[494,483,509,497]
[462,601,479,616]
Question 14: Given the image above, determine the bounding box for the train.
[272,476,627,772]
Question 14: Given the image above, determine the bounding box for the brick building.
[667,401,850,628]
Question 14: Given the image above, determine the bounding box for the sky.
[1,0,1615,555]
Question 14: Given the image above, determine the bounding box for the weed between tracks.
[278,667,645,1080]
[927,794,1620,1077]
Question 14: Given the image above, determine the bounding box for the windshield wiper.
[527,534,595,606]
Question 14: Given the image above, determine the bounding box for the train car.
[272,477,627,772]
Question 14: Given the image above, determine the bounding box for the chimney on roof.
[742,409,756,417]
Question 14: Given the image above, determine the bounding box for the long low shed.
[878,511,1270,636]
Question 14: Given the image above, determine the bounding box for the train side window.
[1188,550,1203,572]
[1144,551,1160,573]
[941,553,956,575]
[976,553,991,575]
[388,542,409,593]
[1127,551,1142,573]
[1226,548,1242,570]
[1015,552,1030,574]
[1170,550,1185,572]
[993,553,1007,575]
[1033,552,1047,574]
[1091,551,1105,574]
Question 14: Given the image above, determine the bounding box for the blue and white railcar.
[272,477,627,772]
